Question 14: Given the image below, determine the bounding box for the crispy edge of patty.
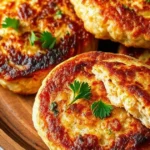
[92,53,150,128]
[33,51,150,149]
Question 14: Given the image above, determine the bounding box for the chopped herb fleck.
[55,10,63,19]
[40,31,56,49]
[29,31,39,45]
[50,102,59,116]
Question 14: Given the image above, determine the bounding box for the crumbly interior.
[92,65,150,129]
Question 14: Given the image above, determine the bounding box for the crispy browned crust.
[33,51,150,150]
[92,52,150,129]
[70,0,150,48]
[0,0,97,94]
[118,44,150,65]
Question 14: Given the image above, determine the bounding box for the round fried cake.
[118,44,150,65]
[0,0,97,94]
[70,0,150,48]
[92,52,150,129]
[33,51,150,150]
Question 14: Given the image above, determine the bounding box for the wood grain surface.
[0,86,48,150]
[0,129,24,150]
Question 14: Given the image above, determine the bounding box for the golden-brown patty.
[70,0,150,48]
[92,52,150,129]
[0,0,97,94]
[118,44,150,65]
[33,51,150,150]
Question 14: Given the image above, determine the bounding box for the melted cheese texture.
[0,0,97,94]
[70,0,150,48]
[33,51,150,150]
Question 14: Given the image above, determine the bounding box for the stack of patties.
[0,0,97,94]
[32,0,150,149]
[69,0,150,66]
[33,51,150,149]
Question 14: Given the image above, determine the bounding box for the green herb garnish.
[91,100,113,119]
[122,5,134,11]
[107,129,113,135]
[69,80,91,105]
[40,31,56,49]
[29,31,56,49]
[146,0,150,3]
[50,102,59,116]
[29,31,39,45]
[2,17,20,31]
[55,10,62,18]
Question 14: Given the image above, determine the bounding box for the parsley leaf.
[40,31,56,49]
[69,80,91,105]
[29,31,39,45]
[91,100,113,119]
[56,10,62,16]
[146,0,150,3]
[50,102,59,116]
[55,10,63,19]
[2,17,20,31]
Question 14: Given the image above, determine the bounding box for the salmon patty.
[0,0,97,94]
[33,51,150,150]
[92,52,150,129]
[70,0,150,48]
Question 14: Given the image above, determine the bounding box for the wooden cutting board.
[0,86,48,150]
